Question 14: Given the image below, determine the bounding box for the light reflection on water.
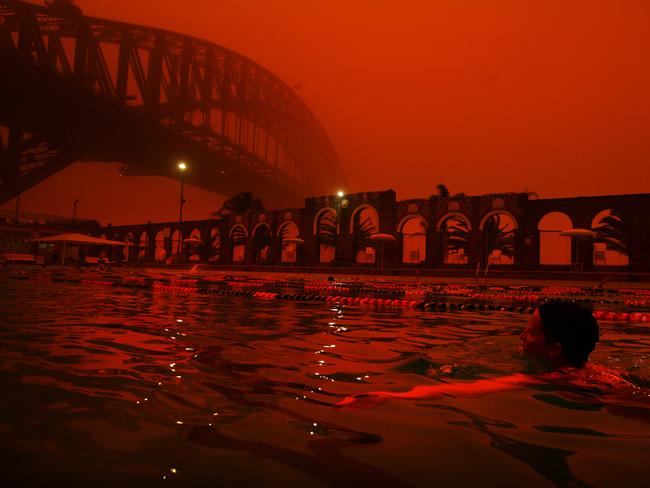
[1,275,650,487]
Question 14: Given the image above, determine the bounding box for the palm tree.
[253,226,271,263]
[593,210,628,256]
[353,213,377,250]
[444,217,469,253]
[484,214,514,258]
[318,212,338,250]
[436,184,450,198]
[280,224,291,250]
[429,184,450,200]
[212,191,264,218]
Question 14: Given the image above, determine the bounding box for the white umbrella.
[31,233,130,265]
[283,237,305,245]
[31,233,131,246]
[559,229,595,272]
[368,233,396,269]
[183,237,204,245]
[369,233,396,242]
[559,228,596,238]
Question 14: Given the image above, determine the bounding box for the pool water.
[1,273,649,487]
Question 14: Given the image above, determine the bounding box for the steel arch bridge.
[0,0,345,207]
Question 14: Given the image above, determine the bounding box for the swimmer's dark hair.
[538,302,599,367]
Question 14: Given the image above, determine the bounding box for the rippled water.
[1,273,650,487]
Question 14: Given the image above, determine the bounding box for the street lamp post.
[335,190,345,263]
[177,161,187,261]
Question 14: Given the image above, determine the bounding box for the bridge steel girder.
[0,0,345,207]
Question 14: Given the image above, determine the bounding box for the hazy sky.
[4,0,650,224]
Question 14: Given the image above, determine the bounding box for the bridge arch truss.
[0,0,344,206]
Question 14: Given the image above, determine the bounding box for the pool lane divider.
[8,273,650,322]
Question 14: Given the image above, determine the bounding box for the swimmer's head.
[520,302,599,368]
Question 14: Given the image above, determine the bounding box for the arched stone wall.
[95,191,650,272]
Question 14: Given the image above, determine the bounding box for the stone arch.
[538,212,572,265]
[251,222,271,236]
[397,214,430,233]
[349,204,379,234]
[398,215,427,264]
[138,231,148,262]
[278,221,300,263]
[479,210,519,231]
[154,229,165,263]
[229,224,249,239]
[439,214,471,265]
[123,232,134,261]
[350,205,379,264]
[252,223,272,264]
[278,220,299,236]
[171,229,182,256]
[208,227,221,262]
[315,208,337,263]
[436,212,472,232]
[230,224,248,263]
[188,228,202,263]
[481,212,517,265]
[313,207,337,235]
[591,209,629,266]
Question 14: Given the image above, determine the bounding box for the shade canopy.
[31,233,130,246]
[183,237,204,245]
[559,228,596,238]
[369,233,396,242]
[283,237,305,245]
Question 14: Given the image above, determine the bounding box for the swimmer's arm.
[337,374,537,408]
[389,373,535,399]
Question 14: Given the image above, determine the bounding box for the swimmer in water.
[337,301,618,409]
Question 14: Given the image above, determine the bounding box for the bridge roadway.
[0,0,345,207]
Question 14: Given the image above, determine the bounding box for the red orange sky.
[4,0,650,224]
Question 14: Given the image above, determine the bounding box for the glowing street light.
[177,161,188,260]
[332,190,347,263]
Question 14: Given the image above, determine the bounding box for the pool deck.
[137,264,650,289]
[6,264,646,290]
[4,261,650,289]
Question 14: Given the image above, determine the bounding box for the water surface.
[1,273,649,487]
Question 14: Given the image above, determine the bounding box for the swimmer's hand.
[336,392,392,409]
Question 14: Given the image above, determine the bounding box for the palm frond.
[593,210,628,255]
[485,214,514,258]
[318,214,338,250]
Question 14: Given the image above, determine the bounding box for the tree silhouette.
[208,230,221,261]
[253,226,271,263]
[444,217,470,253]
[212,191,264,218]
[279,223,300,251]
[429,184,450,200]
[484,214,514,258]
[232,226,246,246]
[593,210,628,256]
[352,212,377,253]
[318,212,338,250]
